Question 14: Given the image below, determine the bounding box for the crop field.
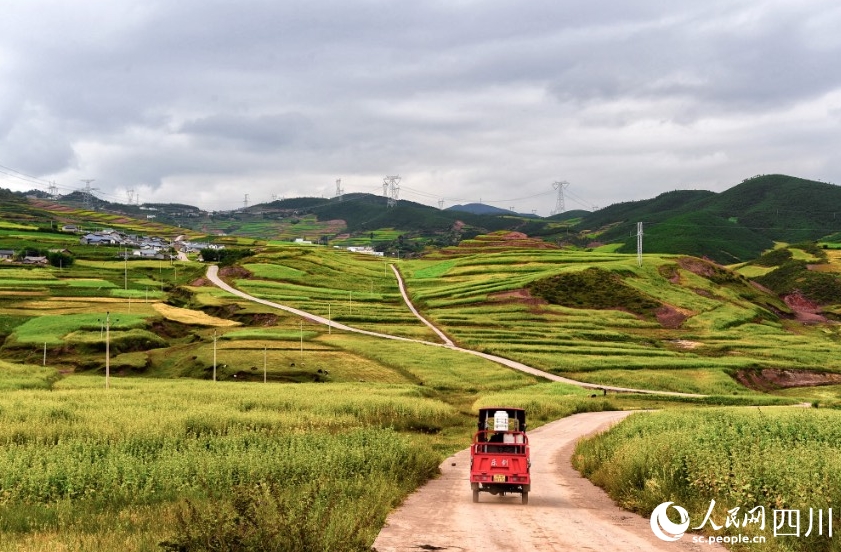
[229,246,441,340]
[401,250,841,394]
[574,407,841,551]
[200,215,345,242]
[0,369,451,551]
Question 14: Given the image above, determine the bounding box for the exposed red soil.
[250,313,279,326]
[190,277,212,287]
[654,305,688,328]
[784,291,827,323]
[736,368,841,391]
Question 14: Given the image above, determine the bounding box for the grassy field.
[230,246,440,340]
[401,249,841,394]
[574,407,841,551]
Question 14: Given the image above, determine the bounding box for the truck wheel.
[473,489,479,503]
[521,491,529,505]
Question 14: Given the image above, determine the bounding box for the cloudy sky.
[1,1,840,215]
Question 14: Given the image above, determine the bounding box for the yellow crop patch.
[152,303,240,327]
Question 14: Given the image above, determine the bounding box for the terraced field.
[401,250,841,394]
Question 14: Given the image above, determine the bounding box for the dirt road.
[372,411,721,552]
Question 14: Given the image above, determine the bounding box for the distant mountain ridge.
[2,173,839,262]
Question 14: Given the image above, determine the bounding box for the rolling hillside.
[579,175,841,262]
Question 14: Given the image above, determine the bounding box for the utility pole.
[263,346,267,383]
[213,330,217,382]
[328,303,331,334]
[98,312,113,389]
[637,222,644,267]
[299,320,303,362]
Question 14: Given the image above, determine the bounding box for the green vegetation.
[526,267,661,318]
[574,408,841,551]
[0,374,450,551]
[575,175,841,263]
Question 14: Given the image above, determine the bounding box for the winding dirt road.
[372,411,722,552]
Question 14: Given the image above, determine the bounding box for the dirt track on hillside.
[372,411,723,552]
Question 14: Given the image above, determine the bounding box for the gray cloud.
[0,0,839,213]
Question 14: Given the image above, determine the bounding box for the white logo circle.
[650,501,690,541]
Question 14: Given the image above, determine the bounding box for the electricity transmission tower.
[335,178,344,201]
[551,181,570,215]
[126,188,135,205]
[438,199,444,210]
[243,194,249,210]
[79,179,98,209]
[383,175,400,207]
[48,182,59,200]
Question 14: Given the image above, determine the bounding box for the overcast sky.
[1,1,840,215]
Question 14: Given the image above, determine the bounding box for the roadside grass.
[0,369,465,551]
[573,407,841,551]
[326,333,539,392]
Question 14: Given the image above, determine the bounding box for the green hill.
[576,175,841,262]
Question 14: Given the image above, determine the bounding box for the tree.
[47,251,74,268]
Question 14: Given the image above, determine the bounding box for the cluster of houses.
[78,229,174,259]
[74,230,224,260]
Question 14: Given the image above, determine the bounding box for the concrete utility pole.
[98,312,113,389]
[637,222,644,267]
[213,330,217,382]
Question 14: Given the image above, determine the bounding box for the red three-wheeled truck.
[469,407,531,504]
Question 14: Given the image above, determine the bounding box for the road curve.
[391,264,454,347]
[205,265,704,397]
[372,411,722,552]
